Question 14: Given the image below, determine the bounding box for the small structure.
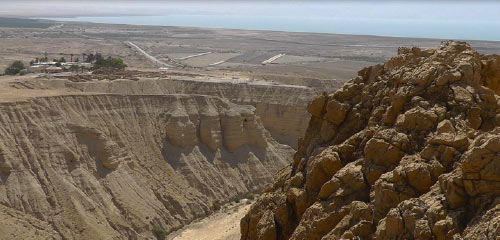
[27,65,49,73]
[61,62,92,68]
[29,62,92,73]
[262,53,285,65]
[45,66,63,73]
[33,62,58,66]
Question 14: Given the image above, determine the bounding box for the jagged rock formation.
[242,41,500,240]
[19,77,313,149]
[0,94,293,239]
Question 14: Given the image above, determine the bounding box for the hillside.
[242,41,500,240]
[0,94,293,239]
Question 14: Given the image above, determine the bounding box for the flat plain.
[2,18,500,89]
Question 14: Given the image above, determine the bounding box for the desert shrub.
[152,225,166,240]
[247,193,255,200]
[4,61,25,75]
[212,200,221,211]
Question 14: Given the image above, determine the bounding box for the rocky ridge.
[17,77,314,149]
[0,94,293,239]
[241,41,500,240]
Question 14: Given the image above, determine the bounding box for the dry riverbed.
[167,200,252,240]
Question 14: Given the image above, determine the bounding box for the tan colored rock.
[405,162,433,193]
[467,106,483,129]
[322,201,373,239]
[436,70,462,86]
[324,99,349,125]
[365,138,404,169]
[437,120,455,134]
[481,55,500,94]
[166,116,198,147]
[256,210,277,240]
[289,172,304,188]
[243,41,500,240]
[199,114,223,151]
[396,106,439,131]
[318,178,340,200]
[243,112,269,148]
[305,148,342,192]
[0,94,294,239]
[307,94,327,118]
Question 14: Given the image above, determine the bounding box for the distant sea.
[48,15,500,41]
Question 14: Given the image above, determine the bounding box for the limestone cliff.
[242,41,500,240]
[0,94,293,239]
[21,78,313,149]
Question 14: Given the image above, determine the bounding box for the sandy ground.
[168,201,251,240]
[0,74,96,102]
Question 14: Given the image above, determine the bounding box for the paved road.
[126,41,172,67]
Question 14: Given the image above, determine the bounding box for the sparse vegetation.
[94,57,127,70]
[82,52,127,70]
[212,200,221,211]
[152,225,166,240]
[246,192,256,201]
[4,61,25,75]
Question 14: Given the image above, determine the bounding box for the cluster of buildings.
[27,62,92,74]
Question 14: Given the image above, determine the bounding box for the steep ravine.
[0,94,293,239]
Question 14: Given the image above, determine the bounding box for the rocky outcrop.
[0,94,293,239]
[242,41,500,240]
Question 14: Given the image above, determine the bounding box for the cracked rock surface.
[241,41,500,240]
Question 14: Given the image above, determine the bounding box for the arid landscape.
[0,17,500,240]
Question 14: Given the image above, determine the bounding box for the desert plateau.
[0,5,499,240]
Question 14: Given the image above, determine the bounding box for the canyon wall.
[0,94,293,239]
[242,41,500,240]
[27,78,314,149]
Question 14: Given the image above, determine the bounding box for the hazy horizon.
[2,1,500,20]
[2,1,500,41]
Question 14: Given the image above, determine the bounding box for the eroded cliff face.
[242,41,500,240]
[0,94,293,239]
[21,78,313,149]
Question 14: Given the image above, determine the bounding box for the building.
[27,65,49,73]
[45,66,63,73]
[29,62,92,73]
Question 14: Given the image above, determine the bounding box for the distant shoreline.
[41,15,500,42]
[1,16,500,43]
